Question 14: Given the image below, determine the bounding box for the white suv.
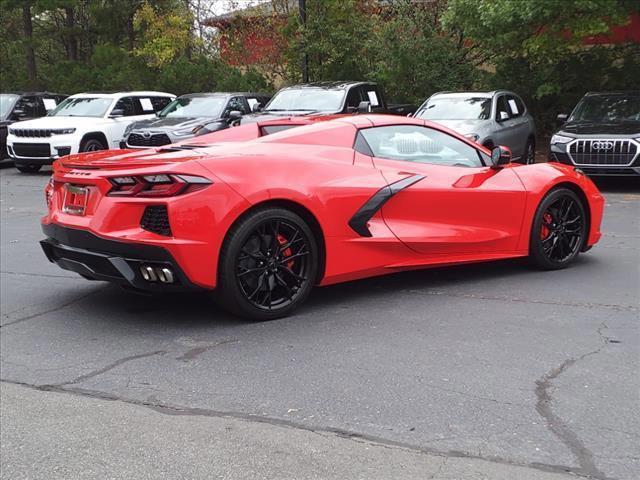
[6,91,174,173]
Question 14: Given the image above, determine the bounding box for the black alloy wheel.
[529,188,586,269]
[217,207,318,320]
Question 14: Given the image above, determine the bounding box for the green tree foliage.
[0,0,270,94]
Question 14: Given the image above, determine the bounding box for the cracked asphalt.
[1,166,638,480]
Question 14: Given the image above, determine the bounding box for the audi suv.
[549,91,640,176]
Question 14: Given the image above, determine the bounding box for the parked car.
[549,91,640,176]
[239,81,414,124]
[121,92,271,149]
[1,91,67,161]
[6,91,174,173]
[41,115,603,321]
[413,90,536,164]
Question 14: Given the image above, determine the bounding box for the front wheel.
[217,207,318,320]
[529,188,587,270]
[80,138,106,152]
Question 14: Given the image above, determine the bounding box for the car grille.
[140,205,172,236]
[11,128,55,137]
[568,139,638,166]
[127,133,172,147]
[12,143,51,157]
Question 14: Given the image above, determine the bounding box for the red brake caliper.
[278,234,295,269]
[541,213,553,240]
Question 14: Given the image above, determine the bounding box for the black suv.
[1,92,67,159]
[239,81,415,124]
[550,91,640,176]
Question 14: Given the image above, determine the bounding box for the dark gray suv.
[121,92,271,149]
[413,90,537,164]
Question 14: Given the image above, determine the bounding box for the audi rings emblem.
[592,141,613,150]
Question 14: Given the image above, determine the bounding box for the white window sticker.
[367,90,380,107]
[139,98,154,112]
[508,99,519,115]
[247,98,259,109]
[42,98,57,110]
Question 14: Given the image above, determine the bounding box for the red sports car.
[41,115,604,320]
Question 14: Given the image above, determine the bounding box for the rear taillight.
[45,176,55,207]
[108,174,212,197]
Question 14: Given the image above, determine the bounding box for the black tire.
[523,138,535,164]
[16,164,41,173]
[217,207,318,320]
[80,137,106,152]
[529,188,587,270]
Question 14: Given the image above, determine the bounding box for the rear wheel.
[529,188,586,270]
[16,164,41,173]
[217,207,318,320]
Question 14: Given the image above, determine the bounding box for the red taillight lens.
[45,176,55,207]
[108,174,212,197]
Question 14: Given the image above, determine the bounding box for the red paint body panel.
[42,115,604,290]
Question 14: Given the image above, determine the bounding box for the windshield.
[416,96,492,120]
[159,97,226,118]
[49,97,113,117]
[570,95,640,123]
[265,89,345,112]
[0,94,19,119]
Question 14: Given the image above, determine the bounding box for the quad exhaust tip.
[140,265,174,283]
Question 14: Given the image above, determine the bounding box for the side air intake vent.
[140,205,172,236]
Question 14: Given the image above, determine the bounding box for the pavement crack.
[54,351,166,387]
[0,270,78,279]
[534,327,611,480]
[0,290,99,328]
[175,340,238,361]
[0,378,610,480]
[412,289,637,313]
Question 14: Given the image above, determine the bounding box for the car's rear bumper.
[40,223,202,292]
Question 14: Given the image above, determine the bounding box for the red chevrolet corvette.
[41,115,604,320]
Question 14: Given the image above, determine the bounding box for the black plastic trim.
[40,223,201,291]
[348,174,426,237]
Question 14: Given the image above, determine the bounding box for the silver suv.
[413,90,536,164]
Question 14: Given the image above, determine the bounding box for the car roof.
[2,91,66,96]
[279,81,376,91]
[584,91,640,96]
[178,92,270,99]
[70,91,174,98]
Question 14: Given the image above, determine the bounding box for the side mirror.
[490,146,512,169]
[252,103,262,113]
[228,110,243,120]
[357,101,372,113]
[109,109,125,118]
[498,111,509,121]
[557,113,568,123]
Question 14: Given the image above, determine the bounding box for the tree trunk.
[22,0,38,89]
[64,6,78,61]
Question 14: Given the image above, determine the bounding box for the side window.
[506,95,522,118]
[246,96,261,111]
[151,96,172,112]
[357,125,485,168]
[113,97,136,116]
[496,95,511,121]
[14,96,41,118]
[136,97,156,114]
[226,97,248,114]
[513,96,526,116]
[346,88,363,110]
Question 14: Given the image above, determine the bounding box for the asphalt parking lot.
[1,165,638,480]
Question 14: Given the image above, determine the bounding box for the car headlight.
[124,124,136,135]
[172,127,198,137]
[51,128,76,135]
[550,134,573,144]
[464,133,480,142]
